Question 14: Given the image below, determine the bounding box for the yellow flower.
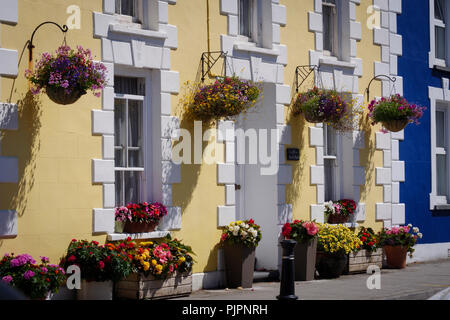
[143,262,150,271]
[151,259,157,266]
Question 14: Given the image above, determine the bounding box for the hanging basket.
[381,119,409,132]
[303,111,327,123]
[46,86,86,105]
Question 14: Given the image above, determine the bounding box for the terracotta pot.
[46,86,86,105]
[382,119,409,132]
[316,251,348,279]
[384,245,408,269]
[223,243,256,288]
[123,220,158,233]
[327,214,349,224]
[293,238,317,281]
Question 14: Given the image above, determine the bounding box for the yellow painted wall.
[169,0,228,273]
[0,0,104,263]
[282,0,384,232]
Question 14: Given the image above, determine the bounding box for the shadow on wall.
[285,74,313,213]
[359,113,375,203]
[1,91,42,218]
[172,59,218,216]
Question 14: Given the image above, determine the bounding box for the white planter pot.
[77,280,113,300]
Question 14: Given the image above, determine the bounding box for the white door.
[233,83,279,271]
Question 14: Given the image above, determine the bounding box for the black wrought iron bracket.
[365,74,396,102]
[295,65,319,93]
[27,21,69,62]
[201,51,227,82]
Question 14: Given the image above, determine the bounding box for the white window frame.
[430,99,450,209]
[109,0,159,31]
[429,0,450,69]
[321,0,350,61]
[237,0,263,46]
[322,0,339,58]
[323,124,342,201]
[113,71,153,206]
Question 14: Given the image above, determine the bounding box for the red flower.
[220,233,228,242]
[98,261,105,269]
[67,255,77,262]
[361,236,366,242]
[92,241,99,245]
[282,223,292,238]
[248,219,255,224]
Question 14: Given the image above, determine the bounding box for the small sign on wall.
[286,148,300,161]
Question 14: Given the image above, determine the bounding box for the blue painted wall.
[398,0,450,243]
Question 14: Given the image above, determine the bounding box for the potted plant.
[345,227,382,274]
[316,224,362,279]
[185,76,261,122]
[220,219,262,288]
[25,45,107,105]
[281,220,319,281]
[60,239,133,300]
[115,236,195,299]
[378,224,423,269]
[368,94,425,132]
[0,254,66,300]
[115,202,168,234]
[324,199,357,224]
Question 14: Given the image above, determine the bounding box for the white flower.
[241,231,247,238]
[413,227,419,233]
[228,226,234,232]
[417,232,423,238]
[232,230,239,236]
[408,224,412,228]
[244,224,249,229]
[250,230,257,237]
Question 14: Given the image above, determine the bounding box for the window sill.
[319,57,356,69]
[433,204,450,211]
[107,231,170,241]
[233,43,280,56]
[434,65,450,73]
[109,24,167,40]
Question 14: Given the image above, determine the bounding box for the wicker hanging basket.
[46,86,86,105]
[303,111,327,123]
[382,119,409,132]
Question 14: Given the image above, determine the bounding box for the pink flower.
[302,222,318,236]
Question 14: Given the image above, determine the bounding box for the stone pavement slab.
[176,259,450,300]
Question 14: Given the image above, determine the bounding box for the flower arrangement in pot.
[324,199,357,224]
[114,236,195,299]
[0,254,66,300]
[115,202,168,234]
[345,227,383,274]
[378,224,422,269]
[220,219,262,288]
[185,76,261,122]
[60,239,134,300]
[25,45,107,105]
[368,94,425,132]
[316,223,362,278]
[281,220,319,281]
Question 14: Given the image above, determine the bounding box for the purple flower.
[1,276,13,284]
[40,256,49,263]
[23,270,35,280]
[40,267,48,273]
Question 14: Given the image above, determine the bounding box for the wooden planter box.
[344,248,383,274]
[115,272,192,300]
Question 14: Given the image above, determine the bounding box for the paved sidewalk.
[177,259,450,300]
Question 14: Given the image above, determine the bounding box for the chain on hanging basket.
[25,36,107,106]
